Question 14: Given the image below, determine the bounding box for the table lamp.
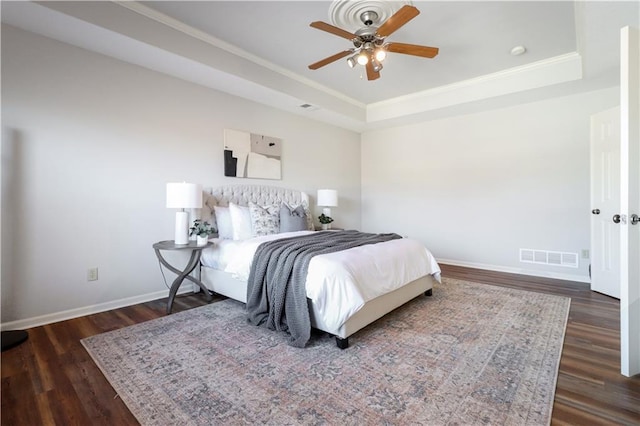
[166,182,202,245]
[317,189,338,218]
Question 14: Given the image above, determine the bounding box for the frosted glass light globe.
[375,49,387,62]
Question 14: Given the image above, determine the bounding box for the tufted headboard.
[200,185,313,232]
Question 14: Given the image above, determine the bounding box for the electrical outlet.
[87,267,98,281]
[581,249,590,259]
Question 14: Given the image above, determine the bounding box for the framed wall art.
[223,128,282,180]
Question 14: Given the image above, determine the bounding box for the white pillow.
[229,202,252,240]
[213,206,233,240]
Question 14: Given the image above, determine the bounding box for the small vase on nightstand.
[321,224,330,230]
[196,235,209,246]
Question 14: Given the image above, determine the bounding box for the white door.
[590,107,621,299]
[619,26,639,378]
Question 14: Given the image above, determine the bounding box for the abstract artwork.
[224,129,282,180]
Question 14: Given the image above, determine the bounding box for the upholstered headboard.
[200,185,312,232]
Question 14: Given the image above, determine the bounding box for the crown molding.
[367,52,583,123]
[3,1,590,133]
[115,1,366,110]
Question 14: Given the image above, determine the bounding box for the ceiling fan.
[308,5,439,81]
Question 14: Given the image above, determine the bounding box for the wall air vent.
[519,248,578,268]
[299,103,319,111]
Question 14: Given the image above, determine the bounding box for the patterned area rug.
[82,278,570,425]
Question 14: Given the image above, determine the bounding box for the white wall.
[361,88,619,281]
[1,26,360,326]
[1,23,620,327]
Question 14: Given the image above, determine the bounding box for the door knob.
[631,214,640,225]
[592,209,600,215]
[613,214,621,224]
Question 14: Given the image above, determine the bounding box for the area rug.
[81,278,570,425]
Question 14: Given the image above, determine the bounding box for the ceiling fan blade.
[310,21,357,40]
[308,50,352,70]
[366,61,380,81]
[387,42,439,58]
[376,5,420,38]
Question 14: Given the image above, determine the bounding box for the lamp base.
[322,207,332,217]
[175,211,189,245]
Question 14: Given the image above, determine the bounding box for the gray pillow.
[279,203,308,232]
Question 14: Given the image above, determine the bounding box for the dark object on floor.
[1,330,29,351]
[335,336,349,349]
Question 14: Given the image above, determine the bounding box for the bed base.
[332,283,434,349]
[311,274,435,348]
[200,266,437,349]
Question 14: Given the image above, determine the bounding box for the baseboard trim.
[0,287,193,331]
[2,260,590,330]
[437,258,591,284]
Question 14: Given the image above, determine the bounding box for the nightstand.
[152,240,213,314]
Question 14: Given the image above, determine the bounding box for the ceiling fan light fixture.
[357,51,369,65]
[309,5,438,81]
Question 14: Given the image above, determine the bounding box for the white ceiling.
[139,1,577,104]
[2,1,638,131]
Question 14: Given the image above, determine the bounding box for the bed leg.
[335,337,349,349]
[425,289,433,296]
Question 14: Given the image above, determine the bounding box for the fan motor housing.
[355,26,378,41]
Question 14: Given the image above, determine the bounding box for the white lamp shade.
[166,182,203,209]
[317,189,338,207]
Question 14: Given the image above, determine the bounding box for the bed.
[197,185,441,349]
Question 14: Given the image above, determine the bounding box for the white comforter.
[201,231,441,330]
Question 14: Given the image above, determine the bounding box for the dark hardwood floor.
[2,265,639,425]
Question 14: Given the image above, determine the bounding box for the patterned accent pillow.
[249,202,280,236]
[304,204,314,230]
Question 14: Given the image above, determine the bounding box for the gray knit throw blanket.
[246,230,402,347]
